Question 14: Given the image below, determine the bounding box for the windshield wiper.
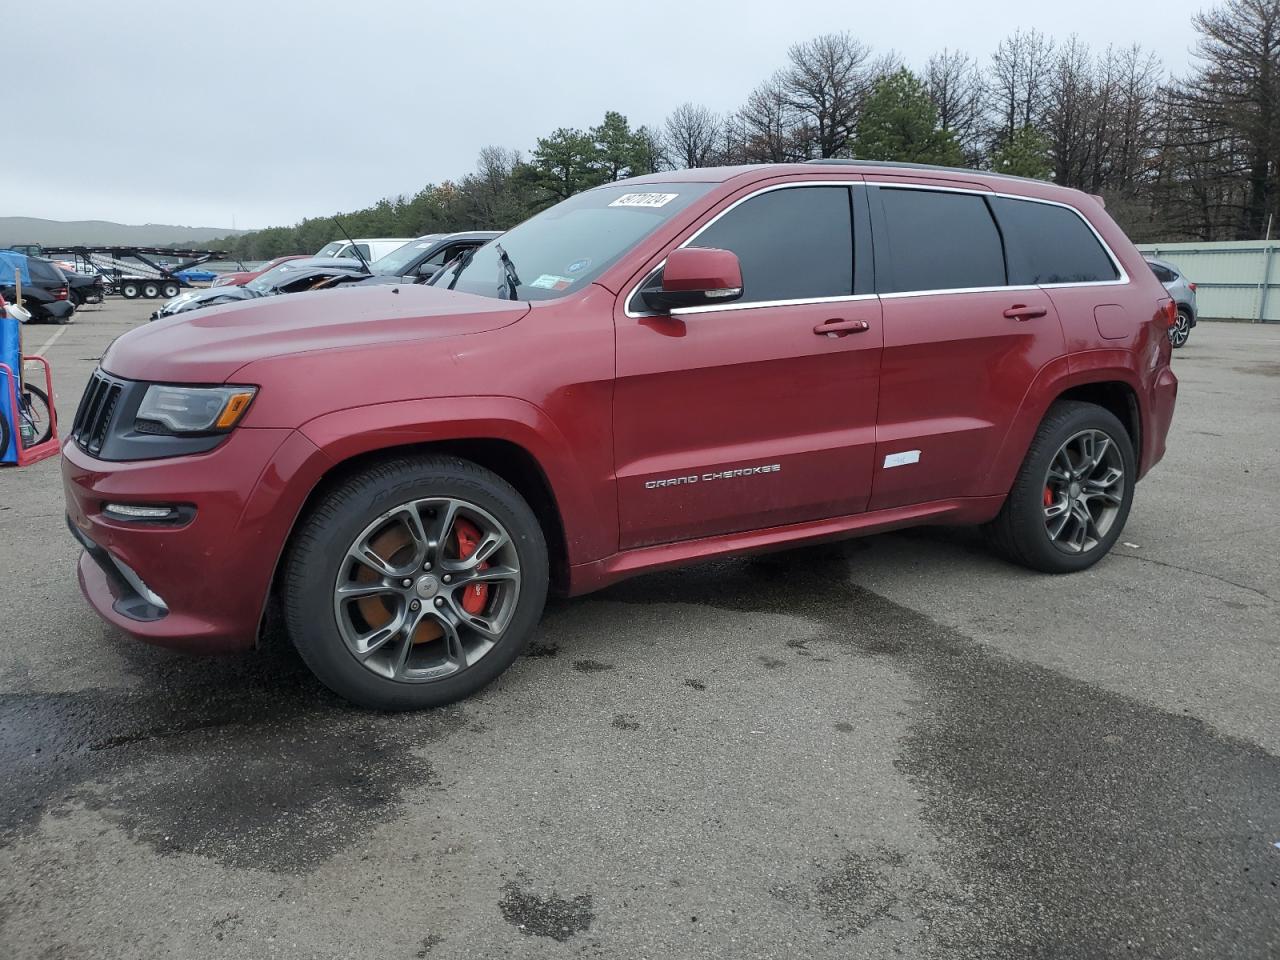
[442,247,477,291]
[495,243,521,300]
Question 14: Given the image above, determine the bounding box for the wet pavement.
[1,301,1278,959]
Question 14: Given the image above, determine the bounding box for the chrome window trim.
[671,292,878,317]
[623,177,1130,318]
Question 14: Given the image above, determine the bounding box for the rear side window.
[689,186,853,303]
[1148,262,1176,283]
[993,197,1120,285]
[27,258,64,285]
[875,188,1005,293]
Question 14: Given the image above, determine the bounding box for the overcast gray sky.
[1,0,1211,230]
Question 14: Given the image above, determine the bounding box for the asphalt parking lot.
[1,298,1278,959]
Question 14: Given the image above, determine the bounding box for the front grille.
[72,370,123,456]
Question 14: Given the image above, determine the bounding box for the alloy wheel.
[332,497,522,682]
[1042,429,1125,554]
[1169,311,1191,347]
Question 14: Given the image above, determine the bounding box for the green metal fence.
[1135,241,1279,322]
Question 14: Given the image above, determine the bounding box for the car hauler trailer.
[37,246,226,299]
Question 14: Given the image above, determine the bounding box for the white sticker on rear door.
[609,192,679,208]
[883,450,921,468]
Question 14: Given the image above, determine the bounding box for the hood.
[104,283,530,383]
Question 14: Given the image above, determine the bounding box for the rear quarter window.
[874,188,1006,293]
[27,259,65,285]
[992,197,1120,285]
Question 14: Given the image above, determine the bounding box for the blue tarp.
[0,314,20,462]
[0,250,32,286]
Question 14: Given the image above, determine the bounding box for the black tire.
[985,401,1136,573]
[162,282,181,299]
[20,384,53,447]
[283,455,549,710]
[121,283,140,299]
[141,282,160,299]
[0,403,9,458]
[1169,309,1192,349]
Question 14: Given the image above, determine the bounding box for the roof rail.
[803,158,1046,185]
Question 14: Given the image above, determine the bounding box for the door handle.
[1003,304,1047,321]
[814,318,870,336]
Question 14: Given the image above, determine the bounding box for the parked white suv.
[315,238,414,262]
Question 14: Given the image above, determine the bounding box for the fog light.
[104,503,177,521]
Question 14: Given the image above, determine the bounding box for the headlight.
[135,385,257,434]
[211,277,230,287]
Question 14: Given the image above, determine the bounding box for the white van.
[315,238,414,262]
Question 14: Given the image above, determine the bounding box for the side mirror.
[641,247,743,313]
[416,262,440,280]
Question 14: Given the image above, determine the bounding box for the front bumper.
[62,427,329,653]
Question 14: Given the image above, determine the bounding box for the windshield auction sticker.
[609,193,679,208]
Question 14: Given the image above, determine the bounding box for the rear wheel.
[161,281,181,299]
[1169,309,1192,348]
[986,401,1135,573]
[283,455,548,710]
[141,282,160,299]
[120,282,140,299]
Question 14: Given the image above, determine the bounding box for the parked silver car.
[1146,257,1198,348]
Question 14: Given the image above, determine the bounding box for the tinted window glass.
[1148,262,1175,283]
[687,186,853,303]
[876,188,1005,293]
[993,197,1120,285]
[27,258,64,285]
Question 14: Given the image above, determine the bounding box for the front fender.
[297,396,617,566]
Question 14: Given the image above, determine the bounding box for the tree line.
[206,0,1278,261]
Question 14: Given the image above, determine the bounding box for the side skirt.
[567,495,1005,596]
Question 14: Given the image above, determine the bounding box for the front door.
[613,183,883,549]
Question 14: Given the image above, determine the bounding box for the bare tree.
[735,76,806,162]
[926,48,986,161]
[778,32,877,157]
[1182,0,1280,238]
[987,28,1056,147]
[663,102,724,168]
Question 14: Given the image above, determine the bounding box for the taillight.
[1188,282,1197,292]
[1162,300,1177,328]
[55,285,68,301]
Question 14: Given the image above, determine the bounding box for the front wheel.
[986,401,1136,573]
[283,455,548,710]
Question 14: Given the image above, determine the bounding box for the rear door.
[613,181,882,548]
[867,183,1066,510]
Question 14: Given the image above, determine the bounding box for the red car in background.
[211,254,310,288]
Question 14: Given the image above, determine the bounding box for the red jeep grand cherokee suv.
[63,161,1178,709]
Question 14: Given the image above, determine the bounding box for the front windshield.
[371,237,443,276]
[430,183,714,301]
[246,262,307,293]
[316,241,343,257]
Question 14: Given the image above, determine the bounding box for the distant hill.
[0,217,246,248]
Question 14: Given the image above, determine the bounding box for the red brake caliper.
[453,519,491,615]
[1044,486,1055,508]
